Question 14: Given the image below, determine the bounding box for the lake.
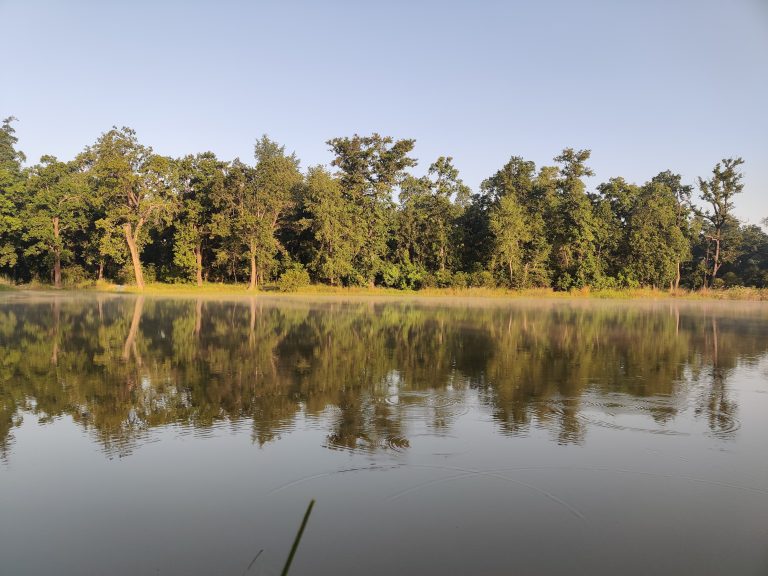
[1,293,767,575]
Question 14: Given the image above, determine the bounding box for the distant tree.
[327,134,417,285]
[698,158,744,286]
[483,156,550,287]
[209,160,251,283]
[398,156,469,273]
[550,148,599,289]
[624,181,689,288]
[489,193,528,285]
[651,171,693,289]
[22,156,89,287]
[457,192,493,274]
[298,166,362,285]
[725,224,768,287]
[0,117,25,274]
[81,127,176,288]
[212,136,302,289]
[593,177,640,282]
[174,152,225,285]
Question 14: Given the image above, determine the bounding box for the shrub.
[344,271,369,287]
[433,269,453,288]
[379,262,426,290]
[721,272,739,287]
[380,263,401,288]
[451,271,469,289]
[420,272,436,288]
[469,270,495,288]
[554,272,573,291]
[62,265,90,287]
[399,261,426,290]
[278,264,310,292]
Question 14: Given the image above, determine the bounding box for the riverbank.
[6,281,768,301]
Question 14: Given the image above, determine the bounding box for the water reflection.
[1,295,766,460]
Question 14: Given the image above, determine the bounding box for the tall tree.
[297,166,362,285]
[549,148,598,289]
[457,192,493,274]
[698,158,744,286]
[327,134,417,286]
[82,127,176,289]
[651,171,693,289]
[398,156,469,273]
[489,193,529,285]
[212,136,302,289]
[22,156,88,287]
[483,156,550,287]
[624,181,689,288]
[0,117,25,274]
[174,153,225,285]
[593,177,641,281]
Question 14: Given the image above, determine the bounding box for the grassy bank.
[22,281,763,301]
[5,278,768,301]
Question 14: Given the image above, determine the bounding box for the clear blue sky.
[2,0,767,224]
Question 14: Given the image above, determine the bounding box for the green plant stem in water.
[281,499,315,576]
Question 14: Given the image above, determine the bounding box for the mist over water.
[1,293,767,575]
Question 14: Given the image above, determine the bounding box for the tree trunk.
[195,244,203,287]
[53,248,62,289]
[123,223,145,289]
[703,243,711,289]
[248,252,257,290]
[508,261,514,285]
[52,216,62,289]
[711,237,721,283]
[98,260,104,281]
[674,261,681,291]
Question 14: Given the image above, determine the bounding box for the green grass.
[70,281,768,301]
[6,278,768,301]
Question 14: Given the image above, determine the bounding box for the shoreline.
[3,282,768,302]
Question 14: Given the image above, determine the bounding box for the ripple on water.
[697,409,742,439]
[387,390,471,423]
[323,433,410,454]
[538,395,692,437]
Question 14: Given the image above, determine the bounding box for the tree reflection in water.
[1,295,766,459]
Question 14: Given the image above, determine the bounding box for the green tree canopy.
[0,117,25,272]
[327,134,417,285]
[174,152,226,285]
[22,156,89,287]
[211,136,302,289]
[698,157,745,286]
[80,127,176,288]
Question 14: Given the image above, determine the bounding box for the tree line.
[1,117,766,290]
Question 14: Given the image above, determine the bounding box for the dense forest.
[1,117,766,291]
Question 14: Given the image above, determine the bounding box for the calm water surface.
[1,293,767,575]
